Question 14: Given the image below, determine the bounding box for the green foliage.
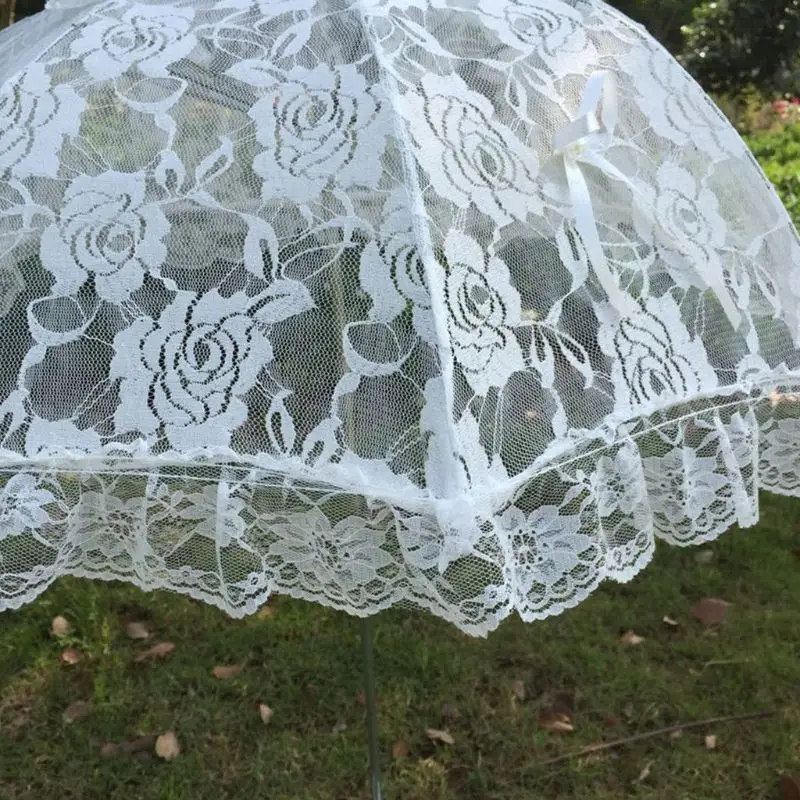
[608,0,698,53]
[745,123,800,226]
[712,85,780,135]
[680,0,800,94]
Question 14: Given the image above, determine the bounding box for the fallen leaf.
[779,774,800,800]
[212,664,242,680]
[62,700,92,724]
[511,680,526,702]
[426,728,455,745]
[51,616,71,638]
[769,391,800,407]
[634,761,652,783]
[125,621,150,640]
[669,729,684,740]
[155,731,180,760]
[331,720,348,734]
[619,630,645,645]
[691,598,730,626]
[100,735,157,758]
[259,703,273,724]
[694,549,715,565]
[704,734,717,750]
[257,605,275,619]
[662,615,680,627]
[392,740,409,759]
[538,707,574,733]
[134,641,175,663]
[60,648,81,665]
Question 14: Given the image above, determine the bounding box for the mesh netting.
[2,0,800,634]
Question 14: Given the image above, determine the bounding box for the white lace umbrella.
[2,0,800,642]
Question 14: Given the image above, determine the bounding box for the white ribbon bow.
[553,71,742,330]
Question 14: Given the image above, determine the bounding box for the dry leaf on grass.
[694,549,715,565]
[691,598,730,625]
[155,731,180,760]
[259,703,273,724]
[538,707,574,733]
[669,729,684,740]
[662,615,679,627]
[704,734,717,749]
[60,648,81,665]
[510,680,526,711]
[619,630,645,645]
[426,728,455,745]
[634,761,652,783]
[257,605,275,619]
[213,664,242,680]
[51,616,71,638]
[62,700,92,724]
[392,740,409,759]
[779,775,800,800]
[134,642,175,663]
[125,621,150,640]
[101,735,157,758]
[768,391,800,408]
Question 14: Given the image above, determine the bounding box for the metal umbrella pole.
[360,616,383,800]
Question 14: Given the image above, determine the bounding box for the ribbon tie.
[553,71,742,329]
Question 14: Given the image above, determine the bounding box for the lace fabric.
[1,0,800,635]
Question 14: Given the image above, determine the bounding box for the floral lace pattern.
[1,0,800,634]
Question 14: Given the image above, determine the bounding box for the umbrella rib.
[353,0,467,502]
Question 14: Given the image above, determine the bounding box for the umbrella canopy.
[1,0,800,635]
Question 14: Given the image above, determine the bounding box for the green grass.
[0,494,798,800]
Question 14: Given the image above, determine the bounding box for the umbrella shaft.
[360,617,383,800]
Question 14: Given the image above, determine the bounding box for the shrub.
[745,123,800,227]
[680,0,800,95]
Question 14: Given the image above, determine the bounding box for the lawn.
[0,491,798,800]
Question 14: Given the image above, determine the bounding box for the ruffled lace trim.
[1,386,799,636]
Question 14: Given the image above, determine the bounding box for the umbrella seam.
[352,0,468,503]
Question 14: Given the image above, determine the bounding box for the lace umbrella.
[2,0,800,793]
